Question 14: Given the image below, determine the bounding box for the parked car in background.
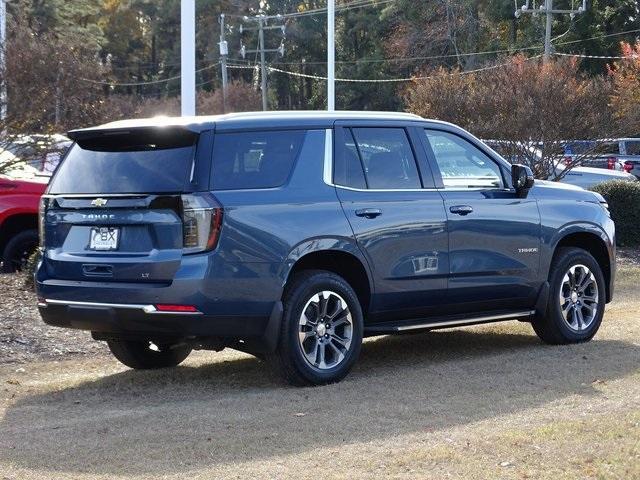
[485,140,637,189]
[4,134,71,175]
[0,173,47,272]
[563,139,640,178]
[36,112,615,385]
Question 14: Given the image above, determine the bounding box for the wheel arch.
[551,228,613,303]
[282,240,373,316]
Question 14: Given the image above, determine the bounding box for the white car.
[484,140,637,189]
[556,163,636,189]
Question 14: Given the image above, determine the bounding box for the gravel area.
[0,274,105,364]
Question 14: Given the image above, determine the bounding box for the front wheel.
[532,247,606,344]
[107,339,192,369]
[269,270,364,386]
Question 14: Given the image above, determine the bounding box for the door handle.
[449,205,474,216]
[355,208,382,219]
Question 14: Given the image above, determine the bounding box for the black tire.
[2,229,38,273]
[106,339,192,369]
[532,247,606,344]
[269,270,364,386]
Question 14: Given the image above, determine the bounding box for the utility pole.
[258,17,267,111]
[180,0,196,116]
[515,0,587,62]
[219,13,228,113]
[327,0,335,111]
[54,66,62,127]
[0,0,7,122]
[240,14,286,111]
[544,0,553,60]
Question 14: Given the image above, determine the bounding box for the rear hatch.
[41,126,218,283]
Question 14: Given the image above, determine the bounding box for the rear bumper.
[38,298,282,350]
[35,252,285,347]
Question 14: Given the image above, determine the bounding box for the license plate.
[89,227,120,251]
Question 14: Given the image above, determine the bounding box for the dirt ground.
[0,253,638,479]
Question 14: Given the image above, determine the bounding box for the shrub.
[198,81,262,114]
[591,180,640,246]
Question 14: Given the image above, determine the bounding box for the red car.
[0,175,47,272]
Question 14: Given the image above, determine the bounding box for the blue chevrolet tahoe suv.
[36,111,616,386]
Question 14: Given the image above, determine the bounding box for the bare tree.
[0,19,108,176]
[404,56,615,180]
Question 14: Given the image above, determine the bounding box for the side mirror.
[511,164,534,198]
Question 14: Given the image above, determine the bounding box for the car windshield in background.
[564,141,620,155]
[624,140,640,155]
[49,143,195,194]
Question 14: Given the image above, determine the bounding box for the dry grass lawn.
[1,263,639,479]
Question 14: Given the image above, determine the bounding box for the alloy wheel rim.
[298,290,353,370]
[559,264,599,332]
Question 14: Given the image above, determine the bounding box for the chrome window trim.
[323,128,511,193]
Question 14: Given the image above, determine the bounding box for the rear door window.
[334,127,421,190]
[49,130,197,194]
[211,130,305,190]
[333,129,367,189]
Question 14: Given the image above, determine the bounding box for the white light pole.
[180,0,196,116]
[0,0,7,121]
[327,0,335,111]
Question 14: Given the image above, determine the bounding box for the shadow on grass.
[1,326,638,476]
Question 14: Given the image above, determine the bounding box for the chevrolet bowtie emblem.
[91,198,108,207]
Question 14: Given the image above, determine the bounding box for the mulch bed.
[0,274,105,365]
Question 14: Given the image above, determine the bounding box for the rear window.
[49,129,197,194]
[211,130,305,190]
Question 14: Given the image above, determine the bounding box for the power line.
[554,52,639,60]
[228,55,542,83]
[224,0,397,20]
[78,23,640,88]
[79,62,220,87]
[223,27,640,68]
[227,44,544,67]
[555,28,640,46]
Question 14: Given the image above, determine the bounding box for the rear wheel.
[2,229,38,273]
[532,247,606,344]
[106,339,192,369]
[269,270,364,386]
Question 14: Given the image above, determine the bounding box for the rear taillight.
[180,193,223,254]
[623,161,634,173]
[38,196,50,248]
[607,157,617,170]
[563,156,572,166]
[154,304,199,313]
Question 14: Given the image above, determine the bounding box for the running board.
[364,310,535,334]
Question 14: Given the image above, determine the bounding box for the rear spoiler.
[67,126,199,151]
